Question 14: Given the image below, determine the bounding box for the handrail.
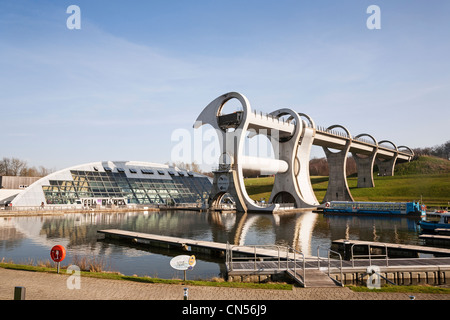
[225,243,306,286]
[226,243,287,271]
[317,245,344,287]
[286,246,306,287]
[226,242,231,271]
[351,243,389,267]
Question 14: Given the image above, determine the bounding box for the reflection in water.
[0,211,422,278]
[293,211,318,256]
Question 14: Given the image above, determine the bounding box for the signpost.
[170,255,196,281]
[50,245,66,274]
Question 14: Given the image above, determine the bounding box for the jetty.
[332,239,450,258]
[419,234,450,246]
[97,229,300,258]
[98,229,450,287]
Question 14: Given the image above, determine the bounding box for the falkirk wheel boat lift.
[194,92,414,213]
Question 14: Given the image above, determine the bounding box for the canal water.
[0,210,422,280]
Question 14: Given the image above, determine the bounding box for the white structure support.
[194,92,414,213]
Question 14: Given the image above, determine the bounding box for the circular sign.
[50,245,66,262]
[170,255,196,271]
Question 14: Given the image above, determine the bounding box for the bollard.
[183,287,188,300]
[14,286,26,300]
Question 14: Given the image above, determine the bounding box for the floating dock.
[419,234,450,246]
[332,239,450,258]
[98,229,227,257]
[97,229,335,287]
[98,230,450,286]
[97,229,307,259]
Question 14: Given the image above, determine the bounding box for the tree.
[0,157,53,177]
[413,140,450,160]
[0,157,27,176]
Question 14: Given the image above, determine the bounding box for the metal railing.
[317,245,344,287]
[351,243,389,267]
[225,243,306,285]
[316,126,350,139]
[286,246,306,286]
[226,243,287,271]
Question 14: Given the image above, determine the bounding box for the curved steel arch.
[397,145,414,157]
[375,140,399,177]
[327,124,352,139]
[194,91,251,131]
[378,139,398,151]
[298,112,316,129]
[269,108,303,143]
[322,124,352,156]
[354,133,378,146]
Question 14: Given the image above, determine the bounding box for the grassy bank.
[348,284,450,294]
[3,262,450,294]
[244,156,450,207]
[0,262,292,290]
[313,174,450,207]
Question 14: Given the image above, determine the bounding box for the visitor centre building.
[10,161,212,208]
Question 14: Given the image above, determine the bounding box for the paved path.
[1,268,450,301]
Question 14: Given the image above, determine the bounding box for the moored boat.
[418,212,450,232]
[323,201,426,216]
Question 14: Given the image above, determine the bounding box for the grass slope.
[244,156,450,207]
[0,263,292,290]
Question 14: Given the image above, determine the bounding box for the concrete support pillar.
[375,157,398,176]
[375,140,399,177]
[352,134,378,188]
[209,168,247,213]
[322,125,354,203]
[353,154,376,188]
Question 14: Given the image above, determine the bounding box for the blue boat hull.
[323,201,426,216]
[323,209,406,215]
[418,221,450,231]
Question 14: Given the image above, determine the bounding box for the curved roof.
[11,160,210,207]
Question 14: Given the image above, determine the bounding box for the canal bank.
[2,267,450,300]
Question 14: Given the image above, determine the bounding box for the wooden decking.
[286,269,338,288]
[227,260,340,288]
[97,229,306,259]
[98,229,228,253]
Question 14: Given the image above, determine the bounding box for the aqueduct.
[194,92,414,213]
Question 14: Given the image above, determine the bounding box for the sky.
[0,0,449,172]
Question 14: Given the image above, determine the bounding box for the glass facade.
[42,170,212,205]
